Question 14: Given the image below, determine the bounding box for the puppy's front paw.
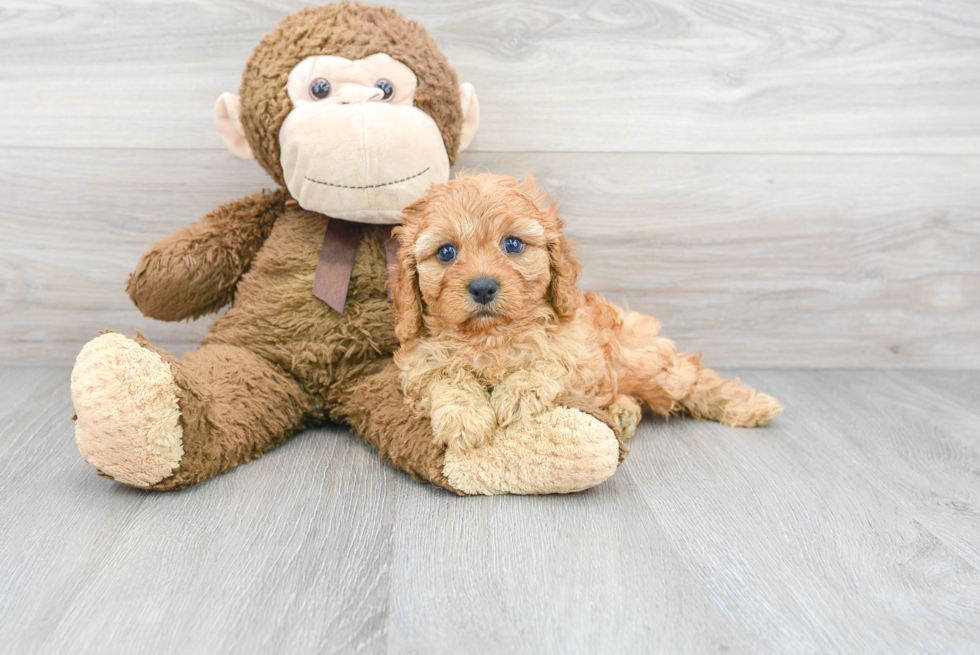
[431,400,497,453]
[491,384,551,429]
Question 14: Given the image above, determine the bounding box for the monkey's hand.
[428,377,497,454]
[490,370,563,430]
[127,189,286,321]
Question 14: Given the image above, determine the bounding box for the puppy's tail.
[613,310,782,428]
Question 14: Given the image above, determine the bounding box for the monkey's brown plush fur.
[71,2,625,495]
[240,4,464,185]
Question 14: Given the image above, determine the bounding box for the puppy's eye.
[436,244,457,264]
[502,236,525,255]
[310,78,331,100]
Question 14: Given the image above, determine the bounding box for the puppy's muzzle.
[468,277,499,305]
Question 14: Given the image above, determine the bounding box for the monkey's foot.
[442,407,619,495]
[71,332,184,487]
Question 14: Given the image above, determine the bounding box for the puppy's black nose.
[468,278,499,305]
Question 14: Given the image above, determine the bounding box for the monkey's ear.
[214,92,255,160]
[458,83,480,152]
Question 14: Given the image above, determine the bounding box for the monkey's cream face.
[278,53,451,224]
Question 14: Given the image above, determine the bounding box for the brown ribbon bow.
[312,217,399,314]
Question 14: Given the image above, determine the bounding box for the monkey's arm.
[127,189,287,321]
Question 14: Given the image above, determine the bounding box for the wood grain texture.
[2,148,977,367]
[1,0,979,153]
[1,366,979,653]
[628,369,980,653]
[0,365,396,654]
[3,3,977,652]
[1,0,978,366]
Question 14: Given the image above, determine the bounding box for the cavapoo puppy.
[392,173,782,454]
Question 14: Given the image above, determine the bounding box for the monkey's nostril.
[467,278,499,305]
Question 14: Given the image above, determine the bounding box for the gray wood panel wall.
[1,0,978,367]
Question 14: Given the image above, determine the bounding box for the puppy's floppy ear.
[392,251,424,343]
[392,197,427,343]
[548,228,583,322]
[518,173,582,322]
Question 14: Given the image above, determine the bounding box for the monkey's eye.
[374,78,394,101]
[502,236,525,255]
[436,244,457,264]
[309,78,331,100]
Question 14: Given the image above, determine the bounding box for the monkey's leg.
[616,312,782,428]
[331,359,623,495]
[71,332,315,489]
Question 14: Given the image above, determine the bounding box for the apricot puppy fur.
[392,173,782,454]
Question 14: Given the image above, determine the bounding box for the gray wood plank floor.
[2,365,978,654]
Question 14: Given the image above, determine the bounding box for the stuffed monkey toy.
[70,2,626,495]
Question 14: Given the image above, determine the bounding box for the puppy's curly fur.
[392,173,782,454]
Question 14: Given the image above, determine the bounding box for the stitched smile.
[304,167,430,190]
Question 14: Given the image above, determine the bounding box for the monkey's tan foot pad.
[442,407,620,495]
[71,332,184,488]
